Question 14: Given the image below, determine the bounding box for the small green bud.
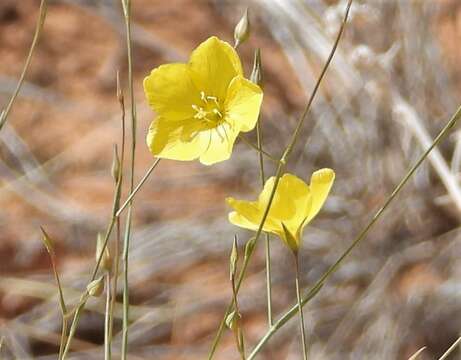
[281,222,299,254]
[244,236,256,259]
[250,49,263,87]
[87,276,104,297]
[40,226,54,255]
[96,233,112,272]
[111,144,121,182]
[234,8,250,49]
[225,310,239,330]
[229,236,239,280]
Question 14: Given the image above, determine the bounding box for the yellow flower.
[143,36,263,165]
[227,169,335,253]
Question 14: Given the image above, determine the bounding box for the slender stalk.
[104,274,111,360]
[256,113,273,327]
[120,0,137,357]
[239,134,279,163]
[40,228,67,360]
[116,158,161,217]
[0,0,48,131]
[247,104,461,359]
[207,1,353,358]
[294,255,308,360]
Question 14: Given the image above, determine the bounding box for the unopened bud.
[116,71,124,105]
[96,233,112,272]
[244,236,256,259]
[87,276,104,297]
[229,236,238,280]
[40,227,54,255]
[225,310,239,330]
[234,8,250,49]
[250,49,263,87]
[111,144,121,182]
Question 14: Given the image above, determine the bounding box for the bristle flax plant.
[207,0,353,357]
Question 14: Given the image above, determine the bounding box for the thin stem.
[239,134,280,163]
[120,0,137,357]
[256,113,273,327]
[248,104,461,359]
[294,255,308,360]
[104,274,111,360]
[0,0,48,131]
[438,336,461,360]
[116,158,161,217]
[207,1,353,357]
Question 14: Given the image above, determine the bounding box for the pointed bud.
[229,235,239,280]
[40,226,54,255]
[225,310,239,330]
[111,144,121,182]
[87,276,104,297]
[96,233,112,272]
[116,71,124,105]
[234,8,250,49]
[281,222,299,254]
[244,236,256,259]
[250,49,263,87]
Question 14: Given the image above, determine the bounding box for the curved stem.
[0,0,48,131]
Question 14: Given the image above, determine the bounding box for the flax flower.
[144,36,263,165]
[227,169,335,253]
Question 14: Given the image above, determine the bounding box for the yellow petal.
[306,168,335,222]
[143,63,199,121]
[189,36,243,100]
[146,117,208,161]
[224,76,263,132]
[199,122,239,165]
[227,197,280,234]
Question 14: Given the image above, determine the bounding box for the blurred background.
[0,0,461,359]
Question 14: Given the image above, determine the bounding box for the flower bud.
[96,233,112,272]
[250,48,263,87]
[40,226,54,255]
[111,144,121,182]
[87,276,104,297]
[229,235,239,280]
[234,8,250,49]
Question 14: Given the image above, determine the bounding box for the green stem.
[104,274,111,360]
[247,104,461,359]
[0,0,48,131]
[294,255,308,360]
[239,134,280,163]
[116,159,161,217]
[255,112,273,327]
[120,0,137,358]
[207,1,353,357]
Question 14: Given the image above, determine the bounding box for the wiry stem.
[104,274,111,360]
[294,255,308,360]
[0,0,48,131]
[120,0,137,357]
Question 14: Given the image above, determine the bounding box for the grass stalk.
[0,0,48,131]
[247,104,461,359]
[207,1,353,358]
[438,336,461,360]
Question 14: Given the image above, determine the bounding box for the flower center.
[192,91,224,125]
